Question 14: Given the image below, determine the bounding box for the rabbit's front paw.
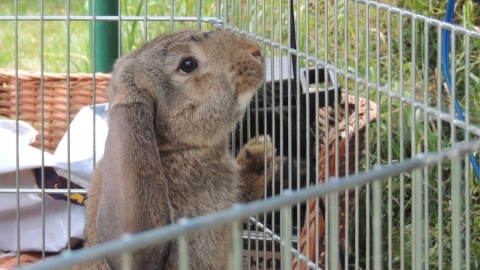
[236,135,276,202]
[237,135,275,180]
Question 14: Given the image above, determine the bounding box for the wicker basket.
[292,94,378,270]
[0,69,111,153]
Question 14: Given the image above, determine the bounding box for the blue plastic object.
[441,0,480,181]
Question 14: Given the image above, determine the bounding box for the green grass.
[0,0,218,73]
[0,1,89,72]
[1,0,480,268]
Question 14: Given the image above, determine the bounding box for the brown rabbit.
[83,29,274,270]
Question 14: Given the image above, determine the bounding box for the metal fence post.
[89,0,119,73]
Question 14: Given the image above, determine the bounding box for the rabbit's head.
[107,29,265,149]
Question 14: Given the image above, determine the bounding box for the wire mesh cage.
[0,0,480,269]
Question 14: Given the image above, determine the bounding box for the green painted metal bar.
[89,0,119,73]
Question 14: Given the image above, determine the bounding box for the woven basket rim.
[318,94,378,137]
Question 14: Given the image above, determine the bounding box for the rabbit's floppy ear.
[96,82,172,269]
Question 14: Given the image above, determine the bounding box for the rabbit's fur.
[83,29,274,270]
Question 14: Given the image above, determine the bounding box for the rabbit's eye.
[178,57,198,74]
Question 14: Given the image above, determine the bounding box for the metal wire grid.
[0,0,479,269]
[15,140,480,270]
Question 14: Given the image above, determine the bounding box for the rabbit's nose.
[251,50,262,58]
[249,48,263,62]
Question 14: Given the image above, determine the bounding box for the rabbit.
[82,29,275,270]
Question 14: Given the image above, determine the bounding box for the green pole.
[89,0,119,73]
